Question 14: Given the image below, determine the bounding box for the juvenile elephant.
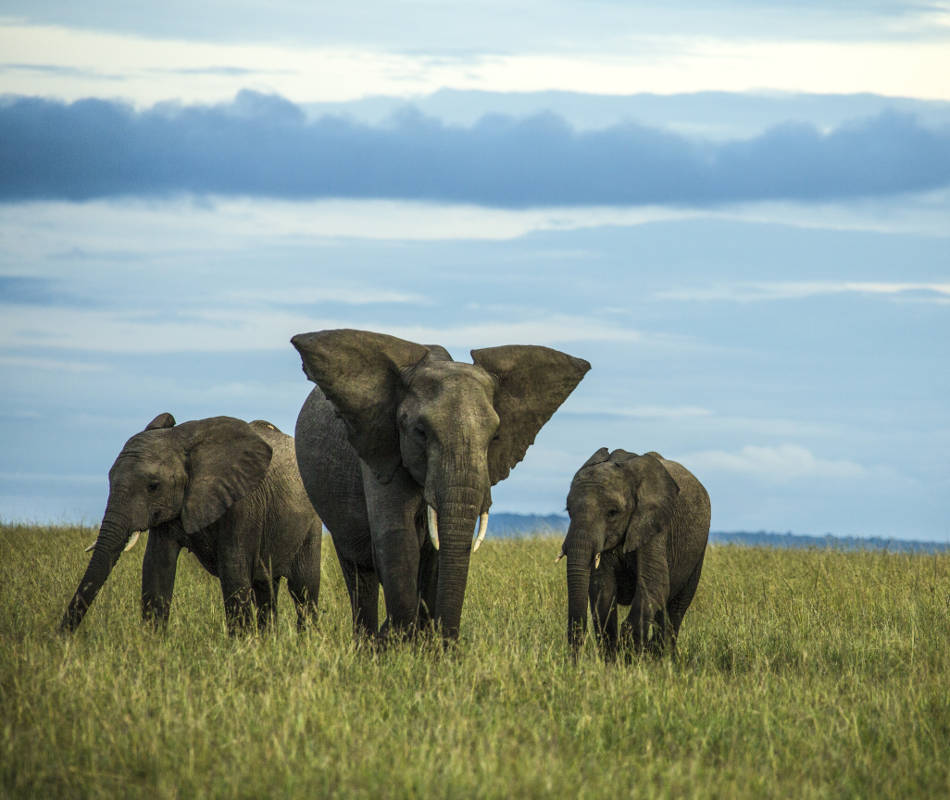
[292,328,590,643]
[559,448,710,659]
[60,414,322,635]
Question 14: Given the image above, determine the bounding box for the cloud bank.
[2,90,949,207]
[679,444,868,483]
[658,282,950,303]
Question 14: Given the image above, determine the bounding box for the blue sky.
[1,2,949,540]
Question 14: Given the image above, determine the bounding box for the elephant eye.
[606,508,619,519]
[413,425,426,440]
[147,480,160,493]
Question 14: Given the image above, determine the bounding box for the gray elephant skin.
[292,328,590,642]
[60,414,323,635]
[560,448,710,659]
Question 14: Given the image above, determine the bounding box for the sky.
[1,2,948,541]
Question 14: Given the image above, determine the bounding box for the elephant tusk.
[555,550,565,564]
[472,512,489,552]
[427,505,439,550]
[594,553,601,570]
[85,530,144,553]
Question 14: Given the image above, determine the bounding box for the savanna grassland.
[2,523,948,799]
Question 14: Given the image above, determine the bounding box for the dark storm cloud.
[1,90,948,206]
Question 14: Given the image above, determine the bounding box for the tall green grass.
[2,523,948,798]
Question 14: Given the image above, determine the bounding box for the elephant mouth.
[426,506,489,551]
[556,545,600,569]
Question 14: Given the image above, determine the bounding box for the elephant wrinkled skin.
[561,448,710,660]
[292,328,590,643]
[59,414,322,635]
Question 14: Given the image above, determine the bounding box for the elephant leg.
[589,562,619,661]
[221,582,255,634]
[648,606,674,657]
[620,536,670,657]
[141,530,182,630]
[219,549,256,635]
[620,590,659,657]
[416,538,439,632]
[253,577,279,631]
[665,552,707,653]
[372,526,421,639]
[362,466,423,640]
[287,524,322,632]
[338,557,380,638]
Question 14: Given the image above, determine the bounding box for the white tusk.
[427,505,439,550]
[594,553,601,570]
[85,530,144,553]
[555,550,565,564]
[472,512,489,552]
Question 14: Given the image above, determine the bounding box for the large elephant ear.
[291,329,431,483]
[423,344,453,361]
[581,447,611,469]
[471,345,591,485]
[144,412,176,431]
[178,417,273,534]
[621,454,679,553]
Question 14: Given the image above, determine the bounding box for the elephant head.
[59,414,273,632]
[560,449,679,652]
[292,328,590,639]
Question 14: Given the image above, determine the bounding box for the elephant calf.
[560,448,710,660]
[60,414,322,635]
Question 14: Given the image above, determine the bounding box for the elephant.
[59,414,323,635]
[291,328,590,643]
[559,448,710,660]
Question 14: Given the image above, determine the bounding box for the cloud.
[2,91,949,207]
[658,281,950,303]
[0,276,68,304]
[573,405,713,420]
[226,287,429,306]
[0,62,125,81]
[677,443,868,482]
[0,355,109,373]
[0,471,102,484]
[0,304,642,353]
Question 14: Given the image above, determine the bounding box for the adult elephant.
[292,328,590,643]
[559,448,709,660]
[60,414,322,635]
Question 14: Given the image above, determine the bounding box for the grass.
[2,523,949,798]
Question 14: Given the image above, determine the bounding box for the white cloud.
[0,471,102,483]
[3,197,948,268]
[575,405,713,420]
[0,355,109,372]
[2,22,949,104]
[658,282,950,303]
[227,287,428,306]
[0,305,643,353]
[703,191,950,238]
[0,199,702,258]
[677,443,868,482]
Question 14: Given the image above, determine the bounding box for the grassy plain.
[1,523,948,799]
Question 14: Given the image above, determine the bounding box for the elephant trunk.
[59,507,134,633]
[432,484,481,641]
[565,536,596,657]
